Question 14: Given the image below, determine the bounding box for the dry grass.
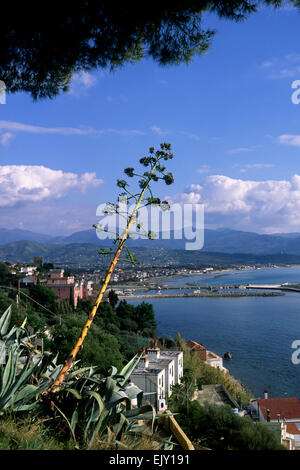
[0,415,72,450]
[0,413,174,451]
[90,432,162,450]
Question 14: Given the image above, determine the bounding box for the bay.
[127,266,300,399]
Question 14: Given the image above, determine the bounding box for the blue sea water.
[127,266,300,399]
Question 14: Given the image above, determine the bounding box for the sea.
[127,265,300,400]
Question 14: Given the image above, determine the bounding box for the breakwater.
[119,291,284,300]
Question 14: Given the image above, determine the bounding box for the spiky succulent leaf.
[0,306,12,337]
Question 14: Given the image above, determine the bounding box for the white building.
[19,266,37,276]
[286,423,300,449]
[130,354,166,410]
[185,340,226,371]
[160,350,184,384]
[130,348,184,410]
[206,350,225,370]
[147,349,175,397]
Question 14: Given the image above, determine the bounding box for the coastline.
[117,264,300,399]
[110,263,295,288]
[119,291,284,300]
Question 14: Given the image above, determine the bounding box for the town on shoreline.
[7,258,298,304]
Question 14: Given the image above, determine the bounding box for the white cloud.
[246,163,274,169]
[261,54,300,79]
[273,67,300,79]
[278,134,300,147]
[150,125,169,136]
[68,71,98,96]
[0,132,15,147]
[0,121,144,137]
[168,174,300,233]
[0,165,103,208]
[227,147,254,154]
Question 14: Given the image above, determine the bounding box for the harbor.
[113,281,300,299]
[118,291,284,299]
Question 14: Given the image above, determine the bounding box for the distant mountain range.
[2,227,300,255]
[1,240,300,267]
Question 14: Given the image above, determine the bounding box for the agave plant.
[0,305,64,413]
[0,306,175,448]
[48,354,175,449]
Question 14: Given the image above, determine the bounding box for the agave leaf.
[11,384,38,403]
[71,409,79,435]
[106,395,131,413]
[123,405,157,433]
[112,413,127,440]
[84,398,96,443]
[67,367,90,378]
[0,306,12,337]
[118,354,141,385]
[33,351,53,377]
[52,402,78,447]
[87,397,117,449]
[88,407,107,450]
[103,377,116,403]
[124,384,143,407]
[84,397,110,445]
[1,346,18,397]
[156,435,176,450]
[13,401,40,412]
[3,325,18,342]
[66,388,82,400]
[20,317,27,330]
[48,364,64,381]
[126,422,145,433]
[86,390,104,421]
[0,340,6,365]
[51,352,59,365]
[109,365,118,377]
[0,355,43,409]
[150,405,156,433]
[123,404,153,419]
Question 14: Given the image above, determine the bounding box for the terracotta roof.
[286,423,300,435]
[207,350,222,359]
[186,340,206,351]
[257,397,300,420]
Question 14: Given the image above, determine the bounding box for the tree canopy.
[50,313,124,372]
[175,401,285,450]
[0,1,296,99]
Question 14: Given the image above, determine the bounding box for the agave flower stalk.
[47,143,174,393]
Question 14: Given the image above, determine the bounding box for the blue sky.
[1,6,300,235]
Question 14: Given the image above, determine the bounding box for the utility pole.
[16,279,20,310]
[18,279,20,306]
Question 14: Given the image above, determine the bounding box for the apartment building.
[130,347,184,411]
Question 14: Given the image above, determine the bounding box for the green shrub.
[175,401,285,451]
[50,313,124,372]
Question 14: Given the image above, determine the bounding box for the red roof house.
[185,340,208,361]
[254,396,300,423]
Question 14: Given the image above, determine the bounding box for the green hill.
[1,240,300,267]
